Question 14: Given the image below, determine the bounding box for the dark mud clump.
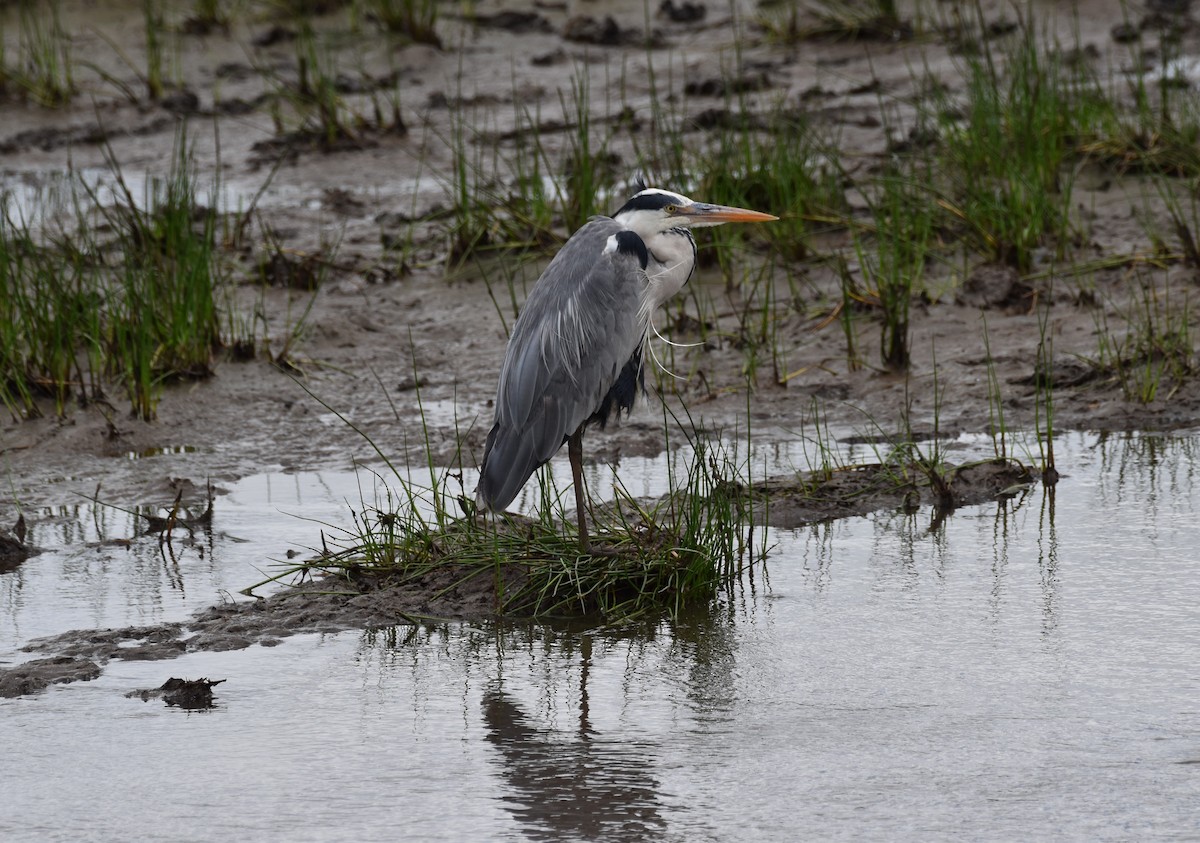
[0,515,33,572]
[659,1,708,24]
[0,656,102,698]
[758,458,1034,529]
[3,568,481,699]
[474,10,554,34]
[562,15,654,47]
[127,677,225,709]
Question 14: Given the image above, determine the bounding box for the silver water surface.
[2,431,1199,841]
[0,167,434,227]
[0,469,363,658]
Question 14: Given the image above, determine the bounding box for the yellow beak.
[677,202,779,224]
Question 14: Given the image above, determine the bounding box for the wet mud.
[759,457,1034,529]
[0,656,102,698]
[0,515,33,571]
[127,677,225,709]
[3,0,1197,513]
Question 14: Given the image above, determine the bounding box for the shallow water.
[0,165,437,227]
[3,431,1200,841]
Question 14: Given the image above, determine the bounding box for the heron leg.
[568,427,591,554]
[568,428,618,557]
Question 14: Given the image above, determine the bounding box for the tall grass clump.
[7,1,75,106]
[628,49,690,192]
[95,137,224,418]
[932,16,1094,271]
[695,109,846,265]
[497,106,558,254]
[855,161,936,370]
[1091,272,1193,404]
[0,130,237,420]
[1148,173,1200,266]
[558,71,614,234]
[442,94,513,267]
[440,67,623,268]
[255,409,766,622]
[1079,38,1200,178]
[142,0,167,101]
[362,0,441,47]
[759,0,914,42]
[290,24,352,147]
[257,23,405,149]
[0,207,100,417]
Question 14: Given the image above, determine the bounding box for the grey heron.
[475,185,777,553]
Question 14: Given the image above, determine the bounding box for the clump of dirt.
[562,15,657,47]
[758,458,1034,529]
[127,677,225,709]
[1,572,461,699]
[0,656,102,698]
[0,515,32,571]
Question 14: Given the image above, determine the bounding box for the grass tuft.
[362,0,441,47]
[5,1,75,107]
[930,15,1085,271]
[855,161,936,371]
[1089,270,1193,404]
[0,127,253,420]
[258,407,767,622]
[89,132,225,418]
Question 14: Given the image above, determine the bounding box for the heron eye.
[664,204,677,214]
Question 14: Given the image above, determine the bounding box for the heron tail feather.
[475,422,543,512]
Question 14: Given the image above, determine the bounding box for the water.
[0,470,361,648]
[0,166,437,225]
[3,431,1199,841]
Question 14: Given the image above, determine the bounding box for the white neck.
[614,201,699,332]
[642,229,696,306]
[636,228,695,333]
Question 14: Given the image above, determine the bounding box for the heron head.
[613,187,778,236]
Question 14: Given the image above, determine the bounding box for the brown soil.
[0,1,1196,692]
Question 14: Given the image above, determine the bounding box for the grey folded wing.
[476,220,649,510]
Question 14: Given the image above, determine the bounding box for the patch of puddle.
[4,431,1200,839]
[1150,55,1200,87]
[1,167,200,223]
[1,469,364,660]
[1,166,439,225]
[316,397,477,434]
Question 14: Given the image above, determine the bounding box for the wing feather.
[477,219,648,510]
